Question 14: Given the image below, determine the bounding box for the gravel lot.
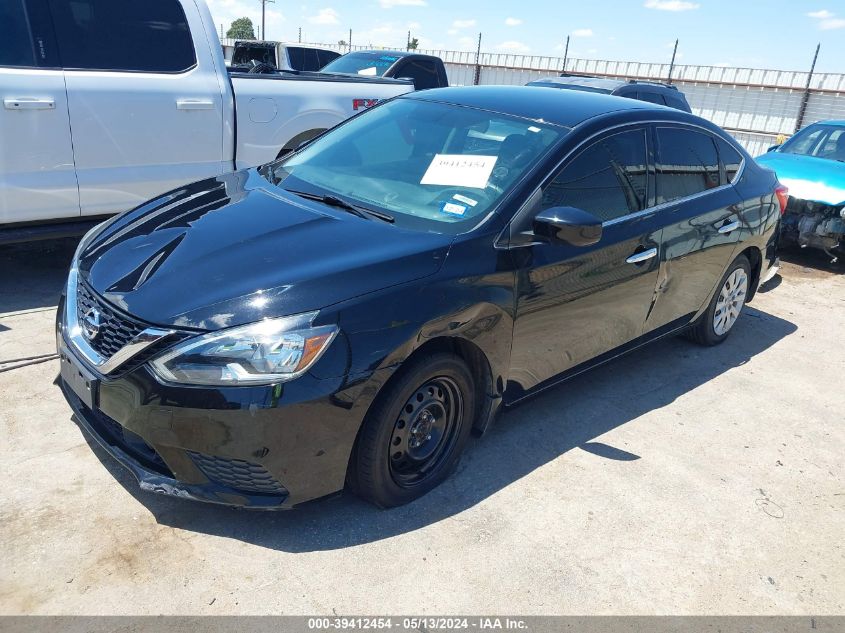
[1,239,843,615]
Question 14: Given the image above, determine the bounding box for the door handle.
[718,220,740,234]
[4,98,56,110]
[176,99,215,110]
[626,247,658,265]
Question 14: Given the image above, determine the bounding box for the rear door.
[644,125,744,332]
[508,126,663,392]
[0,0,79,224]
[46,0,226,217]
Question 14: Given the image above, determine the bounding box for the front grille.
[188,452,287,495]
[76,282,144,359]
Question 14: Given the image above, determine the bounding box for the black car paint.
[58,87,781,508]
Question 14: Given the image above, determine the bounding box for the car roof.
[527,76,627,92]
[406,85,669,128]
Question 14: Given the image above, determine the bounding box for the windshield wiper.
[286,189,395,223]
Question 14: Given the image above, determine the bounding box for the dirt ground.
[1,239,843,615]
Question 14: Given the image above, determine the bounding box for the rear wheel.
[686,254,751,346]
[352,353,475,508]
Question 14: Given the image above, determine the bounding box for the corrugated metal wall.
[295,41,845,157]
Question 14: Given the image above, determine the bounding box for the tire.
[686,254,751,346]
[352,353,476,508]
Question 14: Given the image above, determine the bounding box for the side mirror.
[767,144,782,153]
[533,206,602,247]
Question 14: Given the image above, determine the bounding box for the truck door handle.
[718,220,740,234]
[626,247,657,265]
[4,98,56,110]
[176,99,215,110]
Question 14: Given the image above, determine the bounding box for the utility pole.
[298,27,302,43]
[667,38,679,84]
[407,30,411,51]
[561,35,570,74]
[473,32,482,85]
[795,43,821,133]
[259,0,275,41]
[349,29,352,51]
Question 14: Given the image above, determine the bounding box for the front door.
[0,0,79,225]
[46,0,226,217]
[508,127,662,394]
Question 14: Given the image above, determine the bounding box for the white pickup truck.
[0,0,414,242]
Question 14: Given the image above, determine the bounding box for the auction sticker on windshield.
[421,154,498,189]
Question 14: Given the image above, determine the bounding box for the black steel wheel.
[351,353,475,507]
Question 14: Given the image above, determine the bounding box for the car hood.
[756,152,845,205]
[77,170,453,330]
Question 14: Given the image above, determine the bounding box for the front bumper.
[57,298,388,509]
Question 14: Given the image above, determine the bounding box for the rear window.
[47,0,196,72]
[321,52,401,76]
[655,127,721,204]
[636,91,666,106]
[0,0,59,68]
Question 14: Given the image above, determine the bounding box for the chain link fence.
[302,42,845,157]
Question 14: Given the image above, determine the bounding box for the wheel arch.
[738,245,763,301]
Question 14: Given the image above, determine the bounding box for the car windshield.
[780,124,845,161]
[265,98,564,232]
[321,52,403,76]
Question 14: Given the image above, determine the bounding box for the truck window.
[46,0,196,72]
[286,47,322,72]
[0,0,59,68]
[395,59,439,90]
[316,49,340,69]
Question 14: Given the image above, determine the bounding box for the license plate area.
[59,345,99,409]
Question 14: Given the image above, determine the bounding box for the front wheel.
[686,254,751,346]
[352,353,476,508]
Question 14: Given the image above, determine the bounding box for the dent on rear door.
[645,126,743,332]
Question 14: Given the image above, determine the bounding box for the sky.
[204,0,845,73]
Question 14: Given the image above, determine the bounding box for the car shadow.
[76,304,797,552]
[0,238,79,314]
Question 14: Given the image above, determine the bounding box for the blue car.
[756,120,845,260]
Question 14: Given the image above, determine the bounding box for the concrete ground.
[0,239,843,615]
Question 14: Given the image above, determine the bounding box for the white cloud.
[807,8,845,29]
[495,40,530,52]
[644,0,700,11]
[452,19,476,28]
[505,17,523,26]
[571,28,593,37]
[379,0,427,7]
[820,17,845,29]
[308,8,339,24]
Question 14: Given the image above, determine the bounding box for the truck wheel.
[353,353,475,508]
[686,254,751,346]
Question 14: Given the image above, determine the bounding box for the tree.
[337,39,347,46]
[227,17,255,40]
[407,37,419,51]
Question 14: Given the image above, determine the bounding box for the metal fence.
[306,42,845,157]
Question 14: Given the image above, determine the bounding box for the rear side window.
[637,91,666,106]
[0,0,59,68]
[715,137,744,184]
[287,47,323,71]
[542,128,648,223]
[47,0,196,72]
[655,127,720,204]
[395,59,440,90]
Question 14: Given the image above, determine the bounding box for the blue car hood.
[756,152,845,205]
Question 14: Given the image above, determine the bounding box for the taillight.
[775,185,789,215]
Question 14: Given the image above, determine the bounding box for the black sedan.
[57,86,783,509]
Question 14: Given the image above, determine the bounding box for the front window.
[265,98,564,232]
[321,52,402,76]
[781,124,845,161]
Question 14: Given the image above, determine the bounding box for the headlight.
[150,312,337,386]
